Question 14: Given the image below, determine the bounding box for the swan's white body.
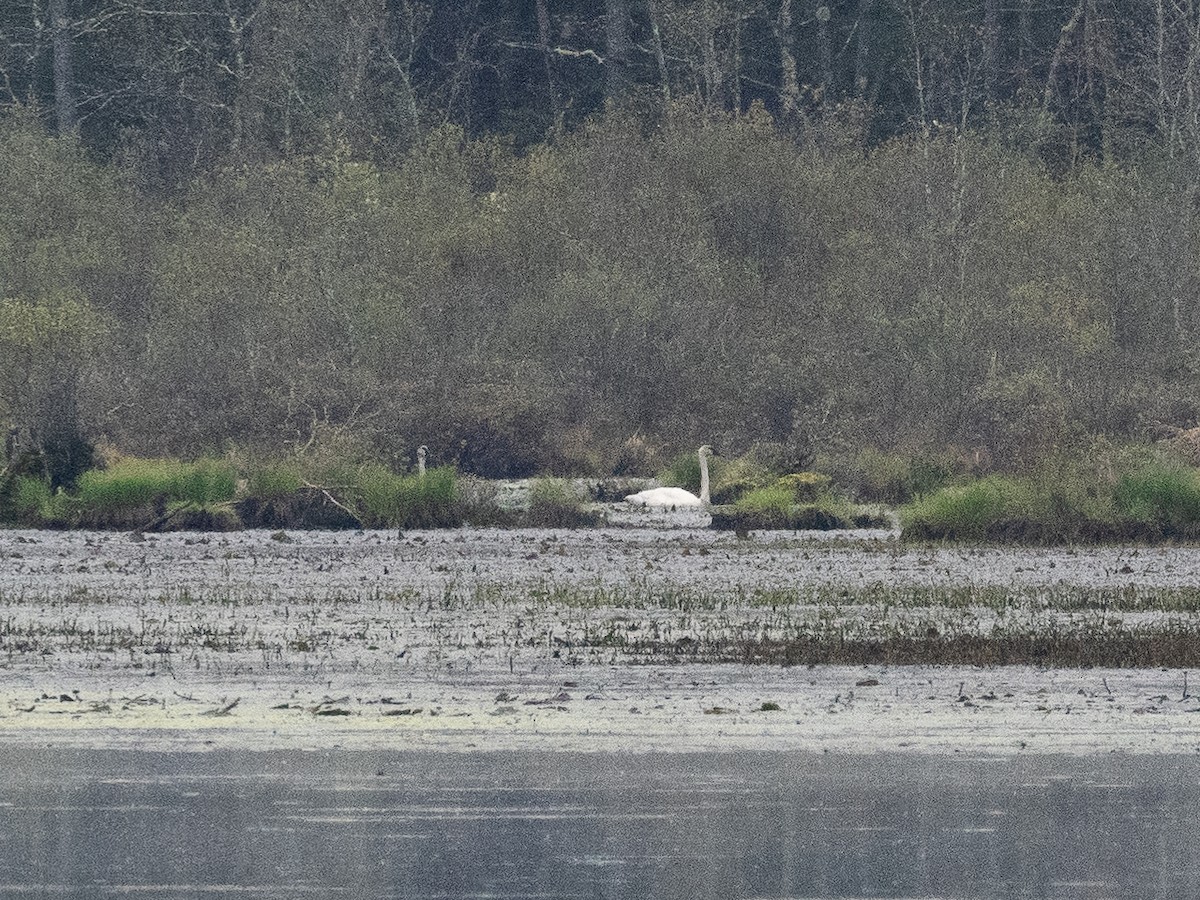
[625,446,712,508]
[625,485,705,507]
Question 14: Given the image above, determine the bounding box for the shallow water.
[1,749,1196,899]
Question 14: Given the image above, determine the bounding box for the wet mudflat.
[0,748,1196,899]
[5,519,1199,600]
[4,524,1200,754]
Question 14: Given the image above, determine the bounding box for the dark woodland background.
[4,0,1200,478]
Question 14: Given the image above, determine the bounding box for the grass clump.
[735,485,795,515]
[1114,463,1200,528]
[162,500,242,531]
[526,478,603,527]
[711,477,886,532]
[0,475,71,525]
[901,456,1200,543]
[76,457,236,511]
[4,475,52,521]
[777,472,832,502]
[820,447,957,504]
[353,464,460,528]
[901,476,1043,541]
[4,454,238,528]
[244,463,305,500]
[707,455,772,504]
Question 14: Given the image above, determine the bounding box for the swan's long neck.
[699,449,710,504]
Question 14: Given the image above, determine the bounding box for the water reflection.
[0,750,1195,899]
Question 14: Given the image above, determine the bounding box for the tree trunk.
[535,0,560,115]
[816,5,832,107]
[1017,0,1033,92]
[647,0,671,99]
[222,0,256,156]
[333,0,380,156]
[605,0,630,103]
[1082,0,1109,158]
[854,0,874,100]
[904,0,928,133]
[981,0,1000,103]
[730,9,743,111]
[700,0,723,109]
[381,0,423,140]
[777,0,800,117]
[49,0,78,134]
[1041,1,1083,123]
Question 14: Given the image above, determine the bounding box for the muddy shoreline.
[4,522,1200,754]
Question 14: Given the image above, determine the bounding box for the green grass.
[901,475,1042,541]
[711,479,884,532]
[353,464,459,528]
[901,461,1200,543]
[821,447,957,504]
[734,485,794,514]
[244,463,305,500]
[7,475,52,519]
[76,457,236,511]
[5,452,467,530]
[0,475,72,525]
[661,449,713,495]
[1114,464,1200,526]
[707,455,773,504]
[776,472,833,502]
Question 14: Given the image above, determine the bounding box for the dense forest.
[4,0,1200,483]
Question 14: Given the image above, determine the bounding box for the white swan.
[417,445,427,478]
[625,445,712,507]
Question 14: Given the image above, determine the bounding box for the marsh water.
[5,528,1200,897]
[1,749,1197,899]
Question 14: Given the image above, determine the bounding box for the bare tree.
[535,0,560,114]
[981,0,1000,102]
[49,0,78,133]
[605,0,630,102]
[775,0,800,116]
[647,0,671,99]
[854,0,874,100]
[816,3,832,107]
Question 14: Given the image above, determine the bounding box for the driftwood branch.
[302,482,364,528]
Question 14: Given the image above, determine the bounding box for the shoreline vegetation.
[0,451,887,534]
[6,439,1200,544]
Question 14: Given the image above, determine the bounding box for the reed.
[76,456,236,510]
[244,463,304,500]
[353,464,459,528]
[902,461,1200,543]
[1114,463,1200,529]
